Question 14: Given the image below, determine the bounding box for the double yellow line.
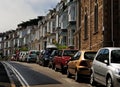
[1,62,16,87]
[2,61,29,87]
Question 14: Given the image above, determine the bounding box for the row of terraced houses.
[0,0,120,58]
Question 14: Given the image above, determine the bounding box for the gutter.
[2,62,16,87]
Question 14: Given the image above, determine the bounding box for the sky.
[0,0,60,32]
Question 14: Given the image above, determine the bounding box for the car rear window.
[84,52,97,60]
[63,50,78,57]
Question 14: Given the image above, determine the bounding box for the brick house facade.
[75,0,120,51]
[103,0,120,47]
[75,0,103,51]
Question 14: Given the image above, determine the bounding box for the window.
[63,50,78,57]
[58,50,62,56]
[94,0,98,33]
[96,49,105,61]
[111,50,120,63]
[102,49,109,62]
[84,52,97,60]
[84,8,88,39]
[96,49,109,63]
[73,52,81,60]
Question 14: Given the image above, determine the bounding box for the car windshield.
[50,50,58,56]
[29,54,37,58]
[63,50,78,57]
[111,50,120,63]
[84,52,97,60]
[30,51,40,55]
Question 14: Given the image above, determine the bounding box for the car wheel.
[52,63,55,69]
[54,65,58,71]
[90,72,96,86]
[106,77,113,87]
[61,68,66,74]
[61,65,67,74]
[48,63,51,68]
[67,69,72,78]
[27,59,29,63]
[75,71,80,82]
[42,61,46,67]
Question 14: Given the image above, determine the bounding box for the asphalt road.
[1,61,104,87]
[0,62,11,87]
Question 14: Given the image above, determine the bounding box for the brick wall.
[75,0,103,51]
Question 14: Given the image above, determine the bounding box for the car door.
[93,49,105,82]
[93,49,109,84]
[98,49,109,83]
[55,50,62,69]
[68,52,81,74]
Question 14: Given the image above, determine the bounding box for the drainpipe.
[89,0,91,50]
[111,0,114,47]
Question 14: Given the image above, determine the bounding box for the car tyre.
[48,63,51,68]
[67,69,72,78]
[106,76,113,87]
[42,61,46,67]
[54,65,59,71]
[27,59,30,63]
[61,68,66,74]
[52,63,55,69]
[75,71,80,82]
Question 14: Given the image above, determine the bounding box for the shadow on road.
[0,62,11,87]
[9,62,62,86]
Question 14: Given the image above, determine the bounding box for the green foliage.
[19,47,28,51]
[55,43,67,50]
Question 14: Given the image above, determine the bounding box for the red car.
[53,49,78,73]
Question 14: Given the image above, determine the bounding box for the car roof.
[59,49,78,51]
[46,45,57,48]
[29,50,39,51]
[78,50,97,52]
[100,47,120,51]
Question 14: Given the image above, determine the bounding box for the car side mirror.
[104,60,109,65]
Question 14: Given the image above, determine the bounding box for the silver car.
[90,47,120,87]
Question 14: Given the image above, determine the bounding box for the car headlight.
[115,68,120,75]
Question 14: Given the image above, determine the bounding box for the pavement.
[0,61,11,87]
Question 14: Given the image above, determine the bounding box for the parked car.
[28,50,40,55]
[48,50,58,68]
[90,47,120,87]
[67,50,97,81]
[26,54,37,63]
[53,49,78,73]
[19,51,28,62]
[11,54,16,61]
[39,45,57,66]
[28,50,40,63]
[36,50,44,64]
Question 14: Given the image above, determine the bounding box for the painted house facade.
[1,0,120,58]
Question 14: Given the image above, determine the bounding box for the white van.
[19,51,28,62]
